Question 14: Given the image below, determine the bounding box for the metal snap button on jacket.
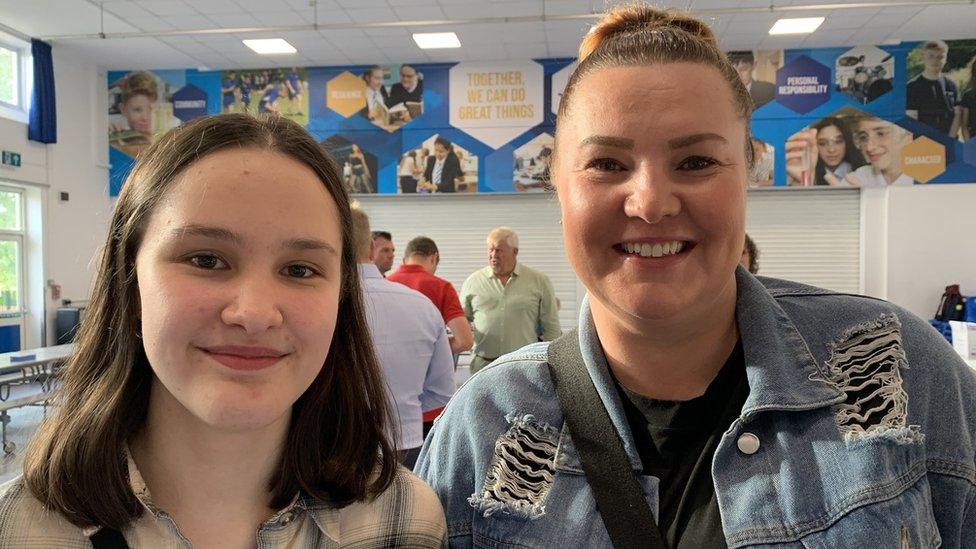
[737,432,761,455]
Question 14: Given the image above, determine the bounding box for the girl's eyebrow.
[172,225,338,257]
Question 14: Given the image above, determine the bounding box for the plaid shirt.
[0,455,447,548]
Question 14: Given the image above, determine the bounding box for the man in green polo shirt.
[460,227,561,373]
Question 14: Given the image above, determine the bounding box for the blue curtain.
[28,39,56,144]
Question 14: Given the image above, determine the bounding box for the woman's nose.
[220,274,284,334]
[624,169,681,224]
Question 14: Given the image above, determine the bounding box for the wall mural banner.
[107,40,976,196]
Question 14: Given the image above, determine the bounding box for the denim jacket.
[416,269,976,548]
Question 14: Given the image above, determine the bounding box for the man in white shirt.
[844,115,914,187]
[352,205,455,468]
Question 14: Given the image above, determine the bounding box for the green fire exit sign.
[1,151,20,167]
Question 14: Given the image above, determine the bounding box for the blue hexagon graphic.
[965,138,976,168]
[171,84,208,123]
[776,55,831,114]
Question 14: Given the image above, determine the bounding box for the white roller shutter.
[357,194,579,331]
[745,188,861,294]
[357,187,862,332]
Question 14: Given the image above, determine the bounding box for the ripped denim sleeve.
[468,414,559,520]
[825,314,924,448]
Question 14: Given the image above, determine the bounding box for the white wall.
[881,185,976,319]
[0,45,114,346]
[44,48,113,320]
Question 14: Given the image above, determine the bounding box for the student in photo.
[258,80,284,114]
[844,114,914,187]
[285,67,302,101]
[361,66,390,123]
[221,71,237,113]
[786,117,866,186]
[419,137,464,193]
[239,74,253,112]
[1,114,447,547]
[348,143,372,193]
[961,55,976,140]
[906,40,962,138]
[515,147,553,191]
[115,71,157,135]
[399,150,420,193]
[109,71,159,157]
[416,4,975,547]
[728,50,776,108]
[747,137,773,187]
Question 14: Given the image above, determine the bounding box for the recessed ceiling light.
[242,38,297,55]
[768,17,825,35]
[413,32,461,49]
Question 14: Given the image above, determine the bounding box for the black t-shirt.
[961,88,976,136]
[615,341,748,549]
[906,75,959,134]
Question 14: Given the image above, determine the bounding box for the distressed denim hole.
[468,414,558,519]
[825,315,923,446]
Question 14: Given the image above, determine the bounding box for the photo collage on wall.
[108,39,976,197]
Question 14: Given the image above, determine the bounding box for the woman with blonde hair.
[417,4,974,548]
[0,113,446,547]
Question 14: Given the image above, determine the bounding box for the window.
[0,188,24,316]
[0,186,25,352]
[0,44,19,108]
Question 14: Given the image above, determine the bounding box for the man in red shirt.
[388,236,473,434]
[389,236,473,355]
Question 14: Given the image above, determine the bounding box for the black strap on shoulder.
[89,527,129,549]
[547,329,668,549]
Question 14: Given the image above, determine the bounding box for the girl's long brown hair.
[24,113,397,529]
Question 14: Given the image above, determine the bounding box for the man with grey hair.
[460,227,561,373]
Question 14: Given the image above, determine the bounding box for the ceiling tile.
[499,22,545,43]
[190,0,243,14]
[207,13,264,28]
[235,0,293,10]
[66,36,202,69]
[156,35,201,46]
[543,0,598,16]
[136,0,198,17]
[121,16,177,32]
[363,27,411,37]
[284,0,338,9]
[695,0,743,7]
[442,2,542,18]
[543,20,589,38]
[368,35,414,48]
[336,0,388,6]
[393,6,447,20]
[312,9,354,25]
[346,7,398,23]
[388,0,435,6]
[720,33,764,51]
[162,14,220,30]
[800,29,856,47]
[819,14,874,32]
[251,10,309,26]
[503,42,548,58]
[101,1,155,19]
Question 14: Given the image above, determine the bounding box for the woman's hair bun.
[579,3,718,61]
